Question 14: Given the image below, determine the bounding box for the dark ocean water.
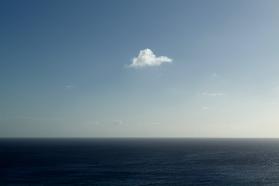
[1,138,279,186]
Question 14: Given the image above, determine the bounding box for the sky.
[1,0,279,137]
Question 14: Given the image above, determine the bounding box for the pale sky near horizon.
[1,0,279,137]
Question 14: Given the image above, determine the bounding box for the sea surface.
[1,138,279,186]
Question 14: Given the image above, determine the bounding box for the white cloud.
[211,73,218,77]
[129,48,173,68]
[202,106,209,110]
[65,84,74,89]
[201,92,224,96]
[210,73,219,79]
[112,120,124,125]
[93,121,101,125]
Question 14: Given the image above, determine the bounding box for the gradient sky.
[1,0,279,137]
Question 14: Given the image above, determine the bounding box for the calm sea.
[1,138,279,185]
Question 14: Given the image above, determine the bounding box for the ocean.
[1,138,279,185]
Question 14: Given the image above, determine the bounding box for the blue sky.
[1,0,279,137]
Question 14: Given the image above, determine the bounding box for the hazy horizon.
[1,0,279,138]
